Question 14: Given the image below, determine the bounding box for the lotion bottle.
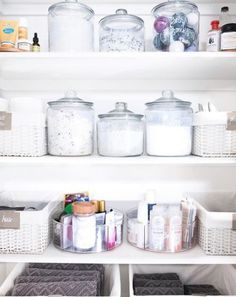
[168,206,182,252]
[149,205,166,251]
[137,200,148,249]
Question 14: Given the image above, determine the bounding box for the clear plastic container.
[47,91,94,156]
[99,9,145,52]
[152,0,199,52]
[48,0,94,52]
[97,102,144,157]
[145,90,193,156]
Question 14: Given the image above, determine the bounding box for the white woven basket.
[0,112,47,157]
[0,191,62,254]
[193,112,236,157]
[189,192,236,255]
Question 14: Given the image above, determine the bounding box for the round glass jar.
[48,0,94,52]
[99,9,145,52]
[145,90,193,156]
[47,91,94,156]
[152,0,199,52]
[97,102,144,157]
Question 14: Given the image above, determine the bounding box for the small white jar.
[47,91,94,156]
[72,202,96,250]
[97,102,144,157]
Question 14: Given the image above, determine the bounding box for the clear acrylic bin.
[53,210,123,253]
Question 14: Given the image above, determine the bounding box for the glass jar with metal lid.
[97,102,144,157]
[152,0,199,52]
[99,9,145,52]
[48,0,94,52]
[47,90,94,156]
[145,90,193,156]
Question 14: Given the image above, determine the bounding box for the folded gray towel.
[134,286,184,295]
[133,279,183,288]
[184,284,222,295]
[133,273,180,281]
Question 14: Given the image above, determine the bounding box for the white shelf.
[1,155,236,167]
[1,52,236,91]
[1,242,236,265]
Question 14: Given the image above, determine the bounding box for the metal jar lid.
[98,102,143,119]
[152,0,198,17]
[48,90,93,107]
[99,9,144,31]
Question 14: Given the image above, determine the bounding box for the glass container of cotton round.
[152,0,199,52]
[99,9,145,51]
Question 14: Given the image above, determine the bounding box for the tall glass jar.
[145,90,193,156]
[47,91,94,156]
[48,0,94,52]
[152,0,199,52]
[99,9,145,52]
[97,102,144,157]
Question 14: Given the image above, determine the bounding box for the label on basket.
[0,211,20,229]
[227,112,236,131]
[233,214,236,230]
[0,112,12,130]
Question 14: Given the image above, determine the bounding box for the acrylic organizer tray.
[127,207,197,253]
[53,210,124,253]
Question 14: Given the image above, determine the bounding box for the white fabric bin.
[0,263,121,297]
[129,264,236,297]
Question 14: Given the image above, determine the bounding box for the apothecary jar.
[47,91,94,156]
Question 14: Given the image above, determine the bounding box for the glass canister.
[152,0,199,52]
[47,91,94,156]
[48,0,94,52]
[145,90,193,156]
[97,102,144,157]
[99,9,145,52]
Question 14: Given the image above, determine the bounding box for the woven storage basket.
[0,191,62,254]
[0,112,47,156]
[193,112,236,157]
[190,192,236,255]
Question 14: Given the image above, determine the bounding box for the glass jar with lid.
[145,90,193,156]
[99,9,145,52]
[48,0,94,52]
[152,0,199,52]
[97,102,144,157]
[47,91,94,156]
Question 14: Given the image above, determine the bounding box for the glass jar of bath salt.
[72,202,96,250]
[47,91,94,156]
[152,0,199,52]
[145,90,193,156]
[48,0,94,52]
[99,9,145,52]
[97,102,144,157]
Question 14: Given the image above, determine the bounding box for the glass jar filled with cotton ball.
[152,0,199,52]
[99,9,145,52]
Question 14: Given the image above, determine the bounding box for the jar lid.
[221,23,236,33]
[152,1,198,17]
[73,202,95,215]
[48,0,94,20]
[146,90,191,108]
[99,9,144,31]
[48,90,93,107]
[98,102,143,119]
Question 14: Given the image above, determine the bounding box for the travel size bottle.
[32,33,40,52]
[207,20,220,52]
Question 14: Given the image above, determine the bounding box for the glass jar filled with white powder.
[72,202,96,251]
[145,90,193,156]
[97,102,144,157]
[47,91,94,156]
[48,0,94,52]
[99,9,145,52]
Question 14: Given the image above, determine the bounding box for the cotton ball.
[169,41,185,52]
[187,12,198,27]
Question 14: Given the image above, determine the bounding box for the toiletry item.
[92,200,106,225]
[60,214,73,249]
[128,217,138,244]
[114,209,123,245]
[221,23,236,51]
[144,189,156,220]
[220,6,230,27]
[0,20,18,48]
[17,18,31,51]
[105,209,116,249]
[207,20,220,52]
[168,206,182,252]
[137,200,148,249]
[72,202,96,250]
[149,205,166,251]
[32,33,40,52]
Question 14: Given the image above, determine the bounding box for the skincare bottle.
[32,32,40,52]
[114,209,123,245]
[144,189,157,220]
[137,200,148,249]
[105,209,116,249]
[207,20,220,52]
[17,18,31,51]
[149,205,166,251]
[168,206,182,252]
